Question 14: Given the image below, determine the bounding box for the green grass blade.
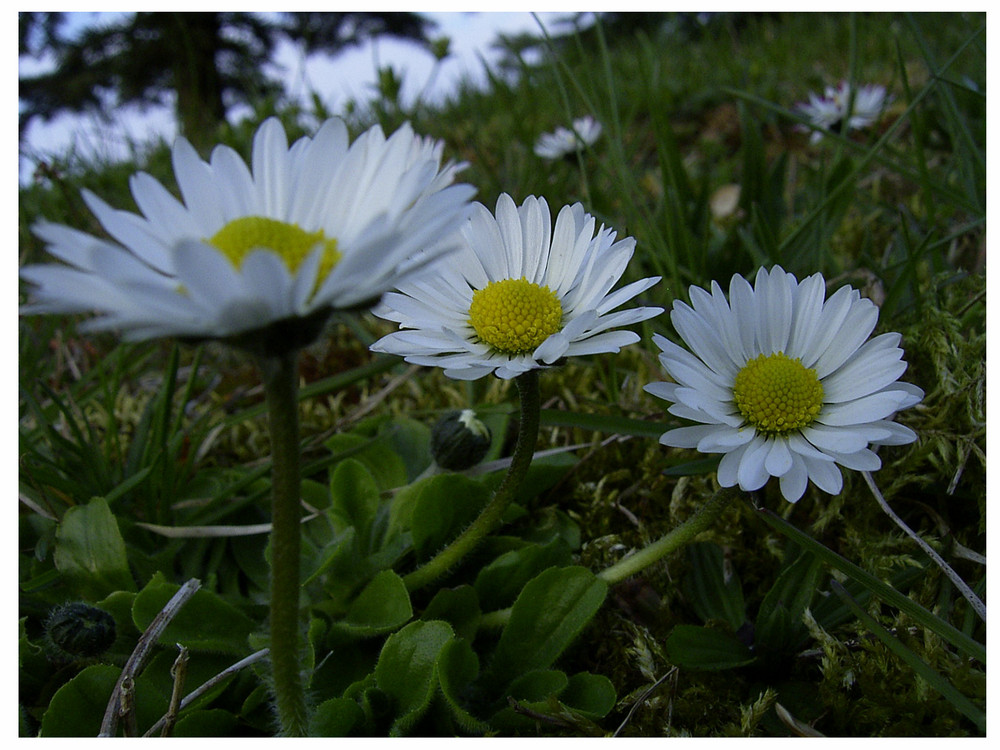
[830,580,985,732]
[539,409,667,440]
[756,507,984,663]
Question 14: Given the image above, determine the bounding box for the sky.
[17,11,590,181]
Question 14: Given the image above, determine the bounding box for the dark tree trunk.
[165,13,228,150]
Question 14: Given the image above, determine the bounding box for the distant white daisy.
[21,117,475,349]
[797,81,891,143]
[371,193,662,380]
[534,116,603,159]
[645,266,922,503]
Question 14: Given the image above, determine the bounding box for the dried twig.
[160,645,190,737]
[863,471,985,623]
[613,667,677,737]
[99,578,201,737]
[143,648,271,737]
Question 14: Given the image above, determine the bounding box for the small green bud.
[45,602,117,660]
[431,409,492,470]
[430,36,452,61]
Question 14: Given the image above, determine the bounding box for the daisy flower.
[371,193,662,380]
[20,117,476,351]
[645,266,922,503]
[797,81,891,143]
[534,115,603,159]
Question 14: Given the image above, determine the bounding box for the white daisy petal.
[371,193,660,380]
[562,330,640,357]
[646,265,921,503]
[534,115,602,159]
[764,437,794,477]
[889,382,925,410]
[800,423,870,454]
[22,117,474,348]
[737,436,772,491]
[717,444,748,488]
[812,295,879,378]
[822,332,906,402]
[672,302,740,377]
[778,457,810,502]
[796,81,890,143]
[660,424,723,449]
[827,448,882,472]
[818,391,915,426]
[668,402,737,427]
[239,250,295,320]
[867,420,918,446]
[801,455,843,495]
[643,381,679,403]
[698,426,755,452]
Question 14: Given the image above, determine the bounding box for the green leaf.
[329,569,413,641]
[142,650,240,715]
[480,451,577,505]
[755,546,823,652]
[474,537,573,611]
[407,474,491,560]
[420,585,481,644]
[487,669,570,733]
[54,497,134,598]
[520,506,582,550]
[172,709,239,737]
[507,669,569,701]
[39,664,118,737]
[664,624,756,671]
[488,566,608,689]
[437,638,489,734]
[490,670,615,736]
[378,416,433,482]
[309,697,366,737]
[39,664,165,737]
[19,618,50,700]
[374,619,456,736]
[328,458,381,542]
[132,572,254,655]
[682,542,746,631]
[324,432,408,492]
[561,672,617,719]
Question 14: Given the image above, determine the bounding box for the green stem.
[403,369,541,592]
[598,486,737,585]
[260,351,308,737]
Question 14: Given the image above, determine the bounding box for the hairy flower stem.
[598,486,738,585]
[260,351,309,737]
[404,369,541,592]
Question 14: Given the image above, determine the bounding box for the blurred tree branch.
[18,11,435,149]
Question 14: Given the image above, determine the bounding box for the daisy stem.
[863,471,986,623]
[260,351,309,737]
[598,486,738,585]
[404,369,541,592]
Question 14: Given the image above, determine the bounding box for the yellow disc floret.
[207,216,341,281]
[732,352,824,435]
[468,277,563,355]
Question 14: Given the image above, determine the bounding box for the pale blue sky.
[18,11,590,180]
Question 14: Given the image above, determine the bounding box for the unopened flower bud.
[45,602,116,660]
[431,409,492,470]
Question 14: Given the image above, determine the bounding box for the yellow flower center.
[468,277,562,355]
[732,352,824,435]
[207,216,341,280]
